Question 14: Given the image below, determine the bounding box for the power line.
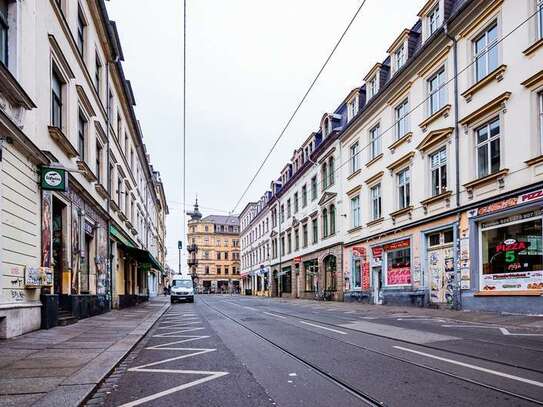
[167,200,230,213]
[230,0,369,215]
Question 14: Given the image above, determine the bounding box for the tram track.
[204,297,543,406]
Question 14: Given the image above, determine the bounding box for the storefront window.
[385,240,411,286]
[304,261,317,292]
[480,214,543,291]
[352,259,361,288]
[324,255,337,290]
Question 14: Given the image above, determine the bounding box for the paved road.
[88,295,543,406]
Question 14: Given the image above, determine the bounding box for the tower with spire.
[186,197,202,221]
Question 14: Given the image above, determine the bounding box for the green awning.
[124,246,164,273]
[110,225,137,248]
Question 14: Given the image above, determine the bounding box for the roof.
[202,215,240,226]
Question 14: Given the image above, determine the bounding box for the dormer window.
[322,116,332,137]
[428,5,440,36]
[394,45,406,72]
[367,75,378,99]
[347,95,359,121]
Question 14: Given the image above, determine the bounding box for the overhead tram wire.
[182,0,187,273]
[229,0,369,216]
[313,7,541,195]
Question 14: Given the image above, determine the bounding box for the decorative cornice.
[309,210,319,219]
[390,205,413,221]
[347,226,363,234]
[388,132,412,153]
[76,160,98,183]
[318,147,336,164]
[94,121,107,144]
[386,151,415,172]
[458,0,504,38]
[365,153,383,168]
[48,34,75,79]
[48,126,78,158]
[417,0,438,17]
[347,168,361,181]
[521,69,543,89]
[366,217,384,227]
[387,29,411,54]
[364,171,384,185]
[523,38,543,56]
[463,168,509,198]
[0,63,36,109]
[387,81,412,107]
[346,185,362,197]
[525,155,543,167]
[461,65,507,102]
[364,63,383,81]
[318,192,337,206]
[76,85,97,117]
[459,92,511,126]
[95,183,109,199]
[416,127,453,154]
[417,46,451,78]
[418,104,451,131]
[420,190,452,213]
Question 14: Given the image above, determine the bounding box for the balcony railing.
[187,244,198,252]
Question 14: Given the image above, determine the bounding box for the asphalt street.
[89,295,543,407]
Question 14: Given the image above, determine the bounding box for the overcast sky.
[105,0,427,271]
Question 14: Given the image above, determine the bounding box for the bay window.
[474,22,498,82]
[430,147,447,196]
[476,117,500,178]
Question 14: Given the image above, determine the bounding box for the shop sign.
[371,246,383,258]
[362,263,370,290]
[25,266,53,287]
[294,256,302,264]
[482,271,543,291]
[387,266,411,285]
[352,246,366,257]
[383,239,410,251]
[481,210,541,229]
[40,167,67,191]
[519,189,543,204]
[471,188,543,218]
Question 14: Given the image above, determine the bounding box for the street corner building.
[240,0,543,313]
[0,0,168,339]
[186,200,241,294]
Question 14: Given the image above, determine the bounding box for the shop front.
[463,190,543,314]
[300,259,318,300]
[344,246,371,303]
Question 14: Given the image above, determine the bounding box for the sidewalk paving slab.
[0,296,169,407]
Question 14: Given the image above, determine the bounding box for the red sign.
[362,263,370,290]
[478,197,518,216]
[352,246,366,257]
[520,189,543,203]
[383,239,410,251]
[387,267,411,285]
[371,246,383,258]
[495,240,528,253]
[294,256,302,264]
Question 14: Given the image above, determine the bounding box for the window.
[352,259,361,289]
[427,229,454,248]
[540,92,543,150]
[108,89,113,120]
[205,266,209,275]
[280,204,284,223]
[397,168,410,209]
[386,245,411,286]
[428,5,440,36]
[329,205,336,235]
[347,95,359,121]
[369,124,381,160]
[51,68,63,128]
[350,142,360,173]
[0,0,8,65]
[328,156,335,186]
[428,68,445,116]
[287,199,291,218]
[322,162,328,190]
[395,99,409,140]
[351,196,360,228]
[217,267,221,275]
[76,5,85,57]
[367,75,378,99]
[476,117,500,178]
[322,117,332,137]
[78,111,87,160]
[394,45,405,71]
[302,185,308,207]
[96,141,102,182]
[371,184,382,220]
[94,53,102,93]
[225,267,229,275]
[302,224,308,248]
[430,147,447,196]
[539,0,543,40]
[311,176,318,200]
[312,219,318,244]
[294,192,299,214]
[474,22,498,82]
[294,229,299,251]
[224,252,228,260]
[280,236,285,256]
[322,209,329,238]
[288,233,293,253]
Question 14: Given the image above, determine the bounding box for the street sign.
[40,167,67,191]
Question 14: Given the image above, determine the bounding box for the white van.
[170,275,194,303]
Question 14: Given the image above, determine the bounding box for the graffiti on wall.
[429,247,455,304]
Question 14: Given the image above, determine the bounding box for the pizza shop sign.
[470,188,543,217]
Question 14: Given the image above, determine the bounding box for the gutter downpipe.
[445,23,462,311]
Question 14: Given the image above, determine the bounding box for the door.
[428,245,454,305]
[372,266,383,304]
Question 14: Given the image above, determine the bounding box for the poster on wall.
[71,205,81,293]
[96,225,108,296]
[362,262,370,289]
[41,191,52,268]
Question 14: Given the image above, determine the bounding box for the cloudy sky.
[105,0,427,270]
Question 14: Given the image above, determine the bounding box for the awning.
[124,245,164,273]
[110,225,137,248]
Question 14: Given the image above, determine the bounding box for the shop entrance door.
[52,198,66,296]
[372,267,382,304]
[427,230,455,305]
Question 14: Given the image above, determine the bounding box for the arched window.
[329,204,336,235]
[322,162,328,190]
[322,208,328,237]
[328,156,335,186]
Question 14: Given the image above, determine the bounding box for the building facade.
[0,0,167,338]
[240,0,543,313]
[187,201,241,293]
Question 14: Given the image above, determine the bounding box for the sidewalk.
[0,296,169,407]
[274,297,543,329]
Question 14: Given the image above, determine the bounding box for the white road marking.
[500,327,543,337]
[299,321,347,335]
[146,336,211,349]
[156,322,201,329]
[131,348,216,369]
[397,318,446,322]
[394,346,543,388]
[441,324,497,328]
[263,312,286,319]
[153,327,206,337]
[244,306,258,311]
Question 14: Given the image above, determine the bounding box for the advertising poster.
[71,205,81,293]
[362,262,370,290]
[41,191,52,268]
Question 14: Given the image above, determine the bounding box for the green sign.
[41,167,67,191]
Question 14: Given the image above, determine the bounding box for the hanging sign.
[40,167,67,191]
